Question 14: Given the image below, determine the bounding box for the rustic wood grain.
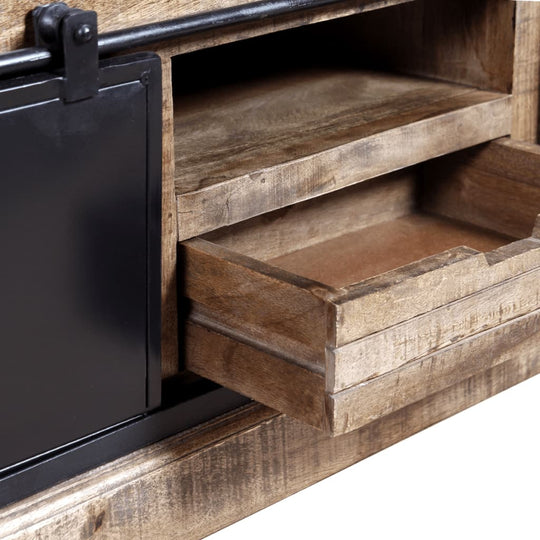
[183,161,540,364]
[185,320,328,430]
[335,237,540,347]
[175,69,511,238]
[330,268,540,391]
[180,238,331,369]
[185,307,540,435]
[2,350,539,539]
[203,171,416,262]
[512,2,540,142]
[180,245,540,422]
[329,308,540,434]
[1,2,537,536]
[0,0,415,53]
[423,140,540,239]
[159,55,180,379]
[180,135,540,433]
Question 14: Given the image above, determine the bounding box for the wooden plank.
[422,139,540,239]
[512,2,540,142]
[329,309,540,434]
[159,55,180,379]
[454,139,540,188]
[334,237,540,346]
[331,266,540,390]
[204,171,416,262]
[180,238,331,368]
[185,320,328,430]
[0,0,415,53]
[2,352,539,539]
[175,71,492,195]
[175,69,511,238]
[186,306,540,434]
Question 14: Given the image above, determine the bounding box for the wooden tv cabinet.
[1,1,539,538]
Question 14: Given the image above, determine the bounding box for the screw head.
[74,23,94,44]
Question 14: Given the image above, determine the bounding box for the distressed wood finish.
[159,55,180,379]
[203,171,416,261]
[331,267,540,389]
[423,139,540,239]
[2,344,539,539]
[175,69,511,238]
[328,309,540,434]
[185,310,540,435]
[187,215,540,362]
[512,2,540,142]
[1,1,539,536]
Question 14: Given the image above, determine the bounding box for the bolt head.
[74,24,94,44]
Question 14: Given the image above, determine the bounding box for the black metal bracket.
[33,2,98,102]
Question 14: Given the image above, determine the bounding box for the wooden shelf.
[174,68,511,239]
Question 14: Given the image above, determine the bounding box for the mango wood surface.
[328,309,540,434]
[424,139,540,240]
[186,309,540,435]
[269,214,510,287]
[512,2,540,142]
[331,269,540,390]
[175,69,511,238]
[2,347,539,539]
[203,171,416,261]
[159,55,180,378]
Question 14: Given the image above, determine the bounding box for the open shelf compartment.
[172,7,512,239]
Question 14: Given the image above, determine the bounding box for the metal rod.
[0,0,347,78]
[0,48,52,78]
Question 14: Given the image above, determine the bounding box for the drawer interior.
[267,214,508,288]
[172,0,513,239]
[202,167,517,290]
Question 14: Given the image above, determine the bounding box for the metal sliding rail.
[0,0,349,77]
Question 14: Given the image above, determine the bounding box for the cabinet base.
[1,350,538,539]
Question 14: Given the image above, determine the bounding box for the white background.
[209,374,540,540]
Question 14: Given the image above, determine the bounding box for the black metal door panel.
[0,54,162,471]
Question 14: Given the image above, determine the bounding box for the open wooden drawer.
[180,140,540,436]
